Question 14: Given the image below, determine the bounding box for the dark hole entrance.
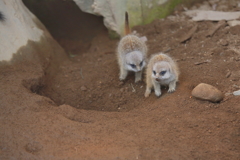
[22,0,147,112]
[23,0,106,54]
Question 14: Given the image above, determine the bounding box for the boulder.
[0,0,44,61]
[191,83,224,102]
[73,0,188,36]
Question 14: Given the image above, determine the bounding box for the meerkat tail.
[124,12,131,35]
[0,11,5,21]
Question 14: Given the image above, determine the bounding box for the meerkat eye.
[139,61,143,66]
[160,71,167,75]
[153,70,156,75]
[129,64,136,68]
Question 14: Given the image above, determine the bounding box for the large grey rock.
[192,83,224,102]
[0,0,43,61]
[72,0,176,36]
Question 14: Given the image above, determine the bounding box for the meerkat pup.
[144,53,179,97]
[117,12,147,83]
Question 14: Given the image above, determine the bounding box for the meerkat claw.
[168,88,176,93]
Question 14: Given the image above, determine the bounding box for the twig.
[180,25,198,43]
[194,60,210,65]
[163,48,172,53]
[130,83,136,92]
[206,20,226,37]
[80,68,84,79]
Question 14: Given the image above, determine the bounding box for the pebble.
[230,70,240,81]
[191,83,224,102]
[219,39,228,46]
[25,142,43,153]
[81,85,87,91]
[233,90,240,96]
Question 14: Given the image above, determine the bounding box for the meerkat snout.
[145,53,179,97]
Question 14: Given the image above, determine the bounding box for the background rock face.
[192,83,224,102]
[73,0,198,36]
[0,0,43,61]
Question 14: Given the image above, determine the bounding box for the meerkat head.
[125,51,145,72]
[152,61,172,82]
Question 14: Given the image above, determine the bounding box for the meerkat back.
[117,12,148,83]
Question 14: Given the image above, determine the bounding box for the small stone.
[25,142,43,153]
[219,39,228,46]
[233,90,240,96]
[227,20,240,27]
[120,88,124,92]
[191,83,224,102]
[230,71,240,81]
[81,86,87,91]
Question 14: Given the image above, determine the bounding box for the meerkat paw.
[119,76,125,81]
[144,88,151,97]
[155,90,161,97]
[135,72,142,83]
[168,87,176,93]
[144,93,149,97]
[135,77,142,83]
[168,81,176,93]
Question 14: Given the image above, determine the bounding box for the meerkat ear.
[168,63,174,73]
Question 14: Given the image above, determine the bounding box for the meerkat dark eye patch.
[139,61,143,66]
[129,64,136,68]
[160,71,167,75]
[153,70,156,75]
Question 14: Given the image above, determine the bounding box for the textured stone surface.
[192,83,224,102]
[73,0,186,36]
[0,0,43,61]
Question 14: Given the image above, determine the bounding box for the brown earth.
[1,0,240,159]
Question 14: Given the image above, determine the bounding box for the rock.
[219,39,228,46]
[229,25,240,36]
[81,85,87,91]
[233,90,240,96]
[0,0,44,61]
[25,142,43,153]
[73,0,186,36]
[191,83,224,102]
[230,70,240,81]
[227,20,240,27]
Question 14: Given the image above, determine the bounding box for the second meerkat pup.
[117,12,147,83]
[145,53,179,97]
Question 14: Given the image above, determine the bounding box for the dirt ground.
[1,0,240,159]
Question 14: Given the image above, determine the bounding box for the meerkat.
[144,53,179,97]
[117,12,147,83]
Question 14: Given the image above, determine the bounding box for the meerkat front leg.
[153,81,161,97]
[119,66,128,81]
[145,74,153,97]
[144,86,152,97]
[135,71,142,83]
[168,80,176,93]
